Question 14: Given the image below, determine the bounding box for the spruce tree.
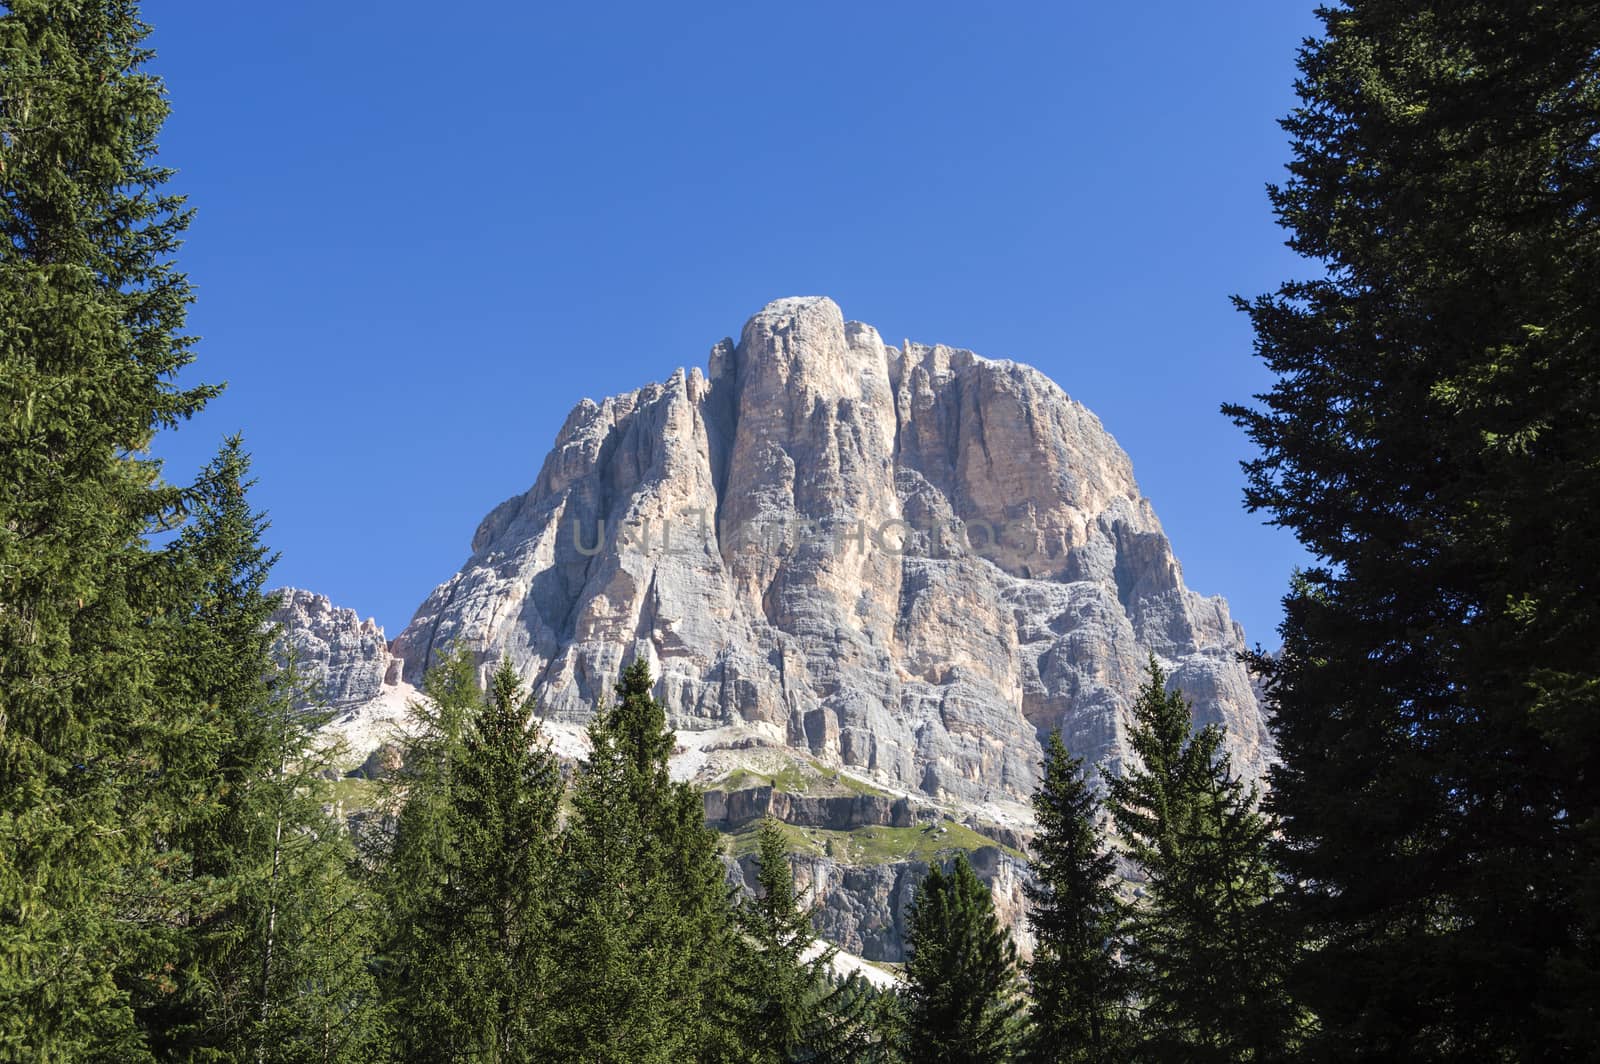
[233,647,388,1064]
[449,659,563,1061]
[1023,732,1128,1064]
[0,2,218,1055]
[549,658,743,1063]
[839,977,905,1064]
[1227,2,1600,1056]
[1107,661,1291,1062]
[741,818,822,1063]
[119,441,387,1061]
[371,647,478,1058]
[900,853,1022,1063]
[738,817,879,1063]
[252,796,388,1064]
[125,439,276,1057]
[374,650,562,1062]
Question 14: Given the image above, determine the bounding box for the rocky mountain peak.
[381,297,1268,803]
[286,297,1270,964]
[269,587,415,756]
[271,588,397,705]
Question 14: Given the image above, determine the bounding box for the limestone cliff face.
[729,847,1033,965]
[270,588,414,758]
[271,588,398,708]
[387,296,1269,802]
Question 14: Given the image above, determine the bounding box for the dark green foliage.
[900,853,1022,1063]
[131,442,386,1062]
[739,817,824,1061]
[219,643,387,1064]
[1023,732,1128,1064]
[738,817,882,1063]
[0,1,220,1055]
[115,441,273,1058]
[0,3,390,1056]
[450,659,563,1060]
[839,977,905,1064]
[251,795,387,1064]
[549,658,744,1063]
[372,650,475,1057]
[1107,661,1291,1062]
[1228,1,1600,1057]
[374,650,561,1062]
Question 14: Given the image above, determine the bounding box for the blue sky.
[148,1,1320,647]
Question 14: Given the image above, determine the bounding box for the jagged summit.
[375,297,1267,803]
[280,298,1270,962]
[270,588,417,757]
[756,294,834,315]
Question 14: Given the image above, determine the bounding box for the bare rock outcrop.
[272,588,396,708]
[299,296,1271,960]
[387,296,1268,801]
[728,846,1034,964]
[269,588,416,760]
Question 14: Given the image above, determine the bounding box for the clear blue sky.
[148,1,1320,648]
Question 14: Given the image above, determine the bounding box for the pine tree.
[0,2,218,1054]
[549,658,743,1063]
[738,817,880,1063]
[113,441,387,1061]
[1107,660,1291,1062]
[238,650,388,1064]
[370,647,478,1058]
[449,659,563,1061]
[900,853,1022,1063]
[1227,2,1600,1056]
[1023,732,1128,1064]
[125,439,278,1058]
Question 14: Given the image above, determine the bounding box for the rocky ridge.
[389,295,1268,796]
[283,296,1269,962]
[270,588,416,759]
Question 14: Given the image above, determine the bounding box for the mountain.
[390,295,1268,792]
[270,587,417,759]
[277,295,1269,961]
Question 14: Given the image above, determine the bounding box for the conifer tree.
[252,799,388,1064]
[0,1,216,1055]
[1107,661,1291,1062]
[1228,2,1599,1055]
[371,647,478,1058]
[449,659,563,1061]
[900,853,1022,1063]
[374,650,562,1062]
[838,977,905,1064]
[738,817,879,1063]
[126,440,278,1057]
[116,442,387,1061]
[549,658,743,1063]
[236,649,388,1064]
[741,818,823,1062]
[1023,732,1128,1064]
